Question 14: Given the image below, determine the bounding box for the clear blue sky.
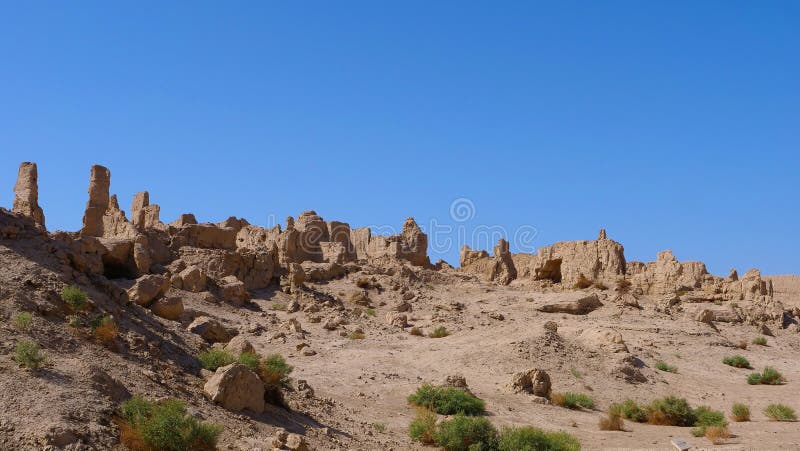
[1,2,797,275]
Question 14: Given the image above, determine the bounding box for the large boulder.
[127,274,169,306]
[178,265,206,292]
[188,316,235,343]
[534,293,603,315]
[12,162,45,227]
[217,275,248,306]
[203,364,265,413]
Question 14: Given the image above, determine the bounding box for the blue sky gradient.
[1,2,797,275]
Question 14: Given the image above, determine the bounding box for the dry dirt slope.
[1,208,799,450]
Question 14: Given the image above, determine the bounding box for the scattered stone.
[224,335,255,355]
[127,274,169,306]
[386,313,408,328]
[150,296,184,320]
[188,316,235,343]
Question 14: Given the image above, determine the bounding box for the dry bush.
[737,341,748,350]
[616,278,632,293]
[705,426,731,444]
[93,316,118,344]
[116,418,149,451]
[574,274,592,289]
[599,404,625,431]
[409,327,423,336]
[356,277,372,289]
[349,330,366,340]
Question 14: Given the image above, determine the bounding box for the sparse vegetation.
[61,285,88,311]
[270,302,287,311]
[237,352,261,372]
[619,399,647,423]
[366,308,376,316]
[408,408,437,445]
[348,330,366,339]
[434,414,498,451]
[570,367,583,379]
[747,366,785,385]
[92,315,118,344]
[497,426,580,451]
[731,403,751,422]
[645,396,696,426]
[574,273,592,289]
[409,327,424,336]
[722,355,751,368]
[258,354,293,390]
[551,392,595,410]
[429,326,449,338]
[764,404,796,421]
[704,426,731,444]
[119,396,221,451]
[408,384,486,415]
[197,349,235,371]
[691,406,727,437]
[15,339,45,370]
[615,278,632,293]
[599,403,625,431]
[372,422,387,433]
[13,312,33,331]
[753,336,768,346]
[655,360,677,373]
[737,340,748,350]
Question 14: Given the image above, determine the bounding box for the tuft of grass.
[429,326,449,338]
[348,330,366,340]
[747,366,785,385]
[197,349,235,371]
[13,312,33,331]
[569,367,583,379]
[574,273,592,289]
[737,340,748,350]
[551,392,595,410]
[599,403,625,431]
[497,426,580,451]
[15,339,45,371]
[619,399,647,423]
[434,414,498,451]
[655,360,677,373]
[408,383,485,416]
[258,354,293,390]
[270,302,287,311]
[752,336,768,346]
[409,327,424,336]
[372,422,387,433]
[731,403,750,422]
[764,404,796,421]
[92,315,118,344]
[722,355,750,368]
[691,406,727,437]
[704,426,731,445]
[366,308,376,317]
[119,396,221,451]
[237,352,261,373]
[408,408,437,445]
[61,285,88,311]
[646,397,696,427]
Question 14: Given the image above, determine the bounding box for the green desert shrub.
[61,285,88,311]
[646,396,696,426]
[13,312,33,331]
[197,349,235,371]
[747,366,785,385]
[764,404,796,421]
[752,336,768,346]
[619,399,647,422]
[408,384,485,415]
[655,360,677,373]
[15,339,45,370]
[599,404,625,431]
[259,354,293,389]
[237,352,261,372]
[434,414,498,451]
[731,403,750,422]
[429,326,450,338]
[722,355,750,368]
[497,426,580,451]
[691,406,727,436]
[551,392,595,410]
[119,397,221,451]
